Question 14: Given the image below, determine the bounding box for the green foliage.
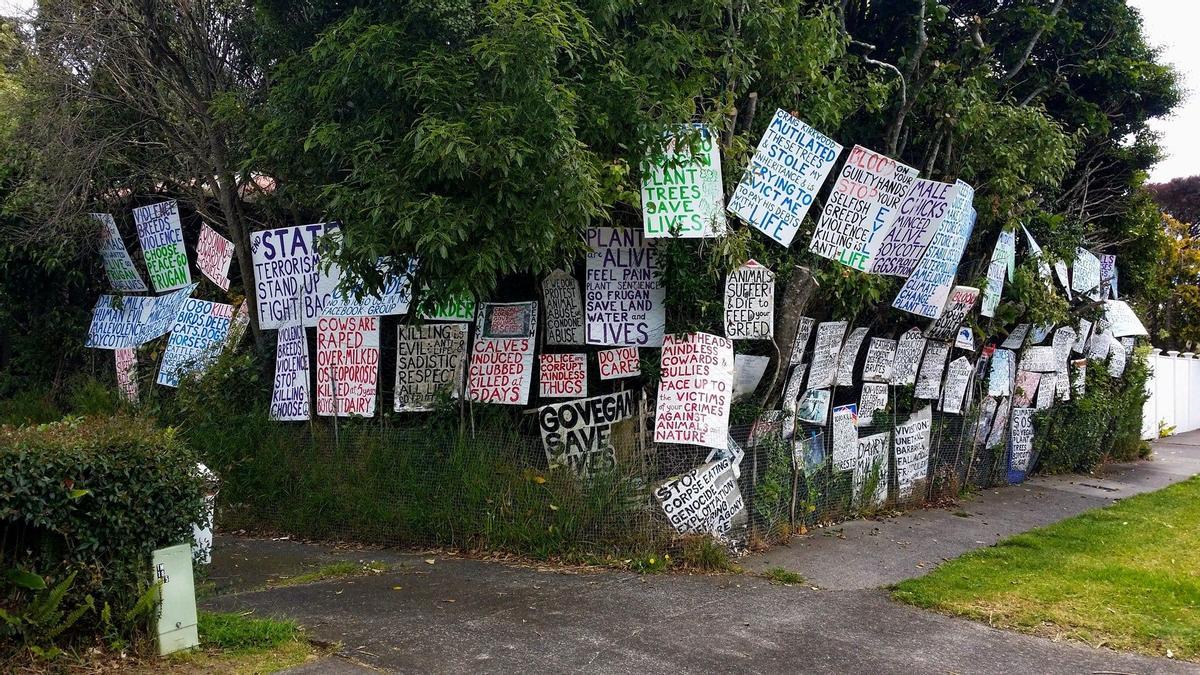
[198,611,303,652]
[762,567,804,585]
[0,570,94,659]
[0,416,206,647]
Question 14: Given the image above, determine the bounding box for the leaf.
[7,568,46,590]
[68,488,90,500]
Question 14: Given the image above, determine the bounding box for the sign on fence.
[1002,323,1030,349]
[394,323,467,412]
[539,353,587,399]
[598,347,640,380]
[831,404,859,472]
[319,257,415,318]
[808,321,848,389]
[895,406,932,499]
[980,230,1015,317]
[941,356,972,415]
[642,125,726,238]
[1013,370,1041,407]
[538,390,636,477]
[723,260,774,339]
[316,315,380,417]
[250,222,340,329]
[858,382,889,426]
[1008,407,1035,481]
[133,200,192,292]
[988,348,1015,396]
[270,321,311,421]
[654,332,734,450]
[862,338,897,383]
[92,213,147,292]
[196,224,234,291]
[733,354,770,398]
[788,317,816,365]
[855,432,890,509]
[1072,247,1102,299]
[836,327,869,386]
[157,299,232,388]
[728,109,841,246]
[797,388,831,425]
[925,286,979,341]
[1103,300,1149,337]
[585,227,666,346]
[914,341,949,400]
[542,270,585,345]
[893,181,975,317]
[655,457,746,537]
[810,144,918,270]
[468,302,537,405]
[1020,346,1058,373]
[870,179,958,277]
[893,328,926,385]
[422,292,476,322]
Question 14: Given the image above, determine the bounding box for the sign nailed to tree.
[196,223,234,292]
[133,200,192,293]
[654,332,734,450]
[250,222,340,330]
[641,124,726,238]
[723,260,774,339]
[727,109,842,247]
[585,227,666,346]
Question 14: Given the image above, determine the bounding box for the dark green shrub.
[0,416,206,650]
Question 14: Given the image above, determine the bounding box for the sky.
[0,0,1194,182]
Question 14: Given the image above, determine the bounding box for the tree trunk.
[764,266,819,403]
[206,125,262,347]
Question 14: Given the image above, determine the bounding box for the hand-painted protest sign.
[808,321,848,389]
[980,230,1015,317]
[1108,338,1127,377]
[941,356,972,415]
[316,316,379,416]
[1111,266,1120,299]
[972,397,998,448]
[1036,373,1057,409]
[421,292,476,322]
[858,382,889,427]
[86,295,156,349]
[138,283,198,344]
[1072,247,1102,299]
[986,397,1012,449]
[1008,408,1035,482]
[115,349,138,403]
[157,299,232,387]
[585,227,666,346]
[1100,254,1117,298]
[831,404,859,472]
[1002,324,1030,350]
[468,302,537,405]
[728,109,841,246]
[782,363,807,413]
[539,353,587,399]
[855,432,890,509]
[915,341,949,399]
[1054,260,1073,301]
[925,286,979,341]
[810,144,918,270]
[733,354,770,398]
[133,200,191,292]
[1073,319,1093,353]
[394,323,467,412]
[1022,225,1053,284]
[655,457,745,537]
[1103,300,1149,337]
[893,181,976,317]
[542,270,585,345]
[270,321,311,421]
[724,260,775,339]
[988,348,1015,396]
[654,332,734,449]
[797,389,831,425]
[836,327,869,386]
[788,317,816,366]
[250,222,340,329]
[196,223,234,291]
[598,347,640,380]
[642,125,726,238]
[1055,368,1071,401]
[319,257,414,318]
[895,406,932,499]
[955,327,975,351]
[1121,336,1136,357]
[1086,330,1111,361]
[539,390,635,477]
[1029,323,1052,345]
[893,328,926,385]
[1020,345,1058,373]
[92,213,147,292]
[1013,371,1041,408]
[862,338,897,383]
[870,179,958,277]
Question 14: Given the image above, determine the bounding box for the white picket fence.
[1142,349,1200,439]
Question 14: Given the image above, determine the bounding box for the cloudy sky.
[0,0,1194,182]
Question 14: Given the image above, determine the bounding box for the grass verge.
[163,611,323,673]
[893,476,1200,660]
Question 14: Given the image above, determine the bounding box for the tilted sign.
[1001,323,1030,349]
[654,332,735,450]
[319,257,414,318]
[468,302,538,405]
[85,284,197,349]
[869,179,958,277]
[914,341,950,400]
[892,328,926,385]
[542,270,585,345]
[92,213,147,292]
[642,124,726,238]
[858,382,888,426]
[925,286,979,341]
[1100,254,1117,298]
[585,227,666,346]
[250,222,340,329]
[836,327,869,386]
[538,390,636,477]
[723,260,774,339]
[895,406,933,499]
[980,230,1015,318]
[893,181,976,317]
[598,346,640,380]
[539,353,587,399]
[157,299,232,388]
[394,323,467,412]
[270,321,311,421]
[1103,300,1149,337]
[788,317,816,366]
[1072,247,1102,299]
[941,356,972,415]
[807,321,848,389]
[1022,225,1053,284]
[988,348,1015,397]
[196,223,234,292]
[316,315,380,417]
[133,200,192,293]
[810,144,918,270]
[655,457,746,538]
[728,109,841,247]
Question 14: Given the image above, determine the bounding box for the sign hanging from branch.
[133,200,192,293]
[92,213,148,292]
[642,125,726,238]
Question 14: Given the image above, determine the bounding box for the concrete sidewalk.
[200,432,1200,673]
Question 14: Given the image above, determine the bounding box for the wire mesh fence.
[207,376,1019,560]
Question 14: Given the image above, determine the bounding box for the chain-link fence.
[208,375,1021,560]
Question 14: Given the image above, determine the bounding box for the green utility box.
[151,543,199,656]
